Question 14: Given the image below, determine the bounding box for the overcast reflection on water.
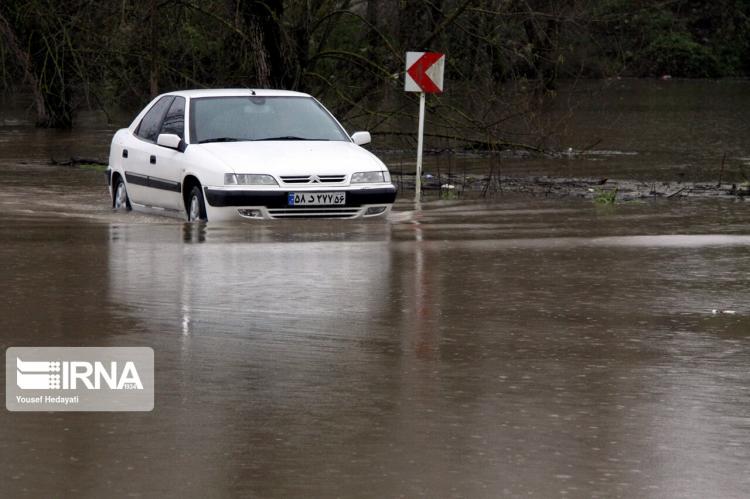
[1,195,749,497]
[1,78,750,496]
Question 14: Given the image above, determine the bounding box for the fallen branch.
[667,187,687,198]
[372,131,547,154]
[717,152,726,187]
[50,156,108,167]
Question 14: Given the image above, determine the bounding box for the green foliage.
[587,0,749,78]
[439,186,459,200]
[77,163,108,173]
[2,0,750,130]
[641,33,722,77]
[594,187,618,205]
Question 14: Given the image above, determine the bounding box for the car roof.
[161,89,311,99]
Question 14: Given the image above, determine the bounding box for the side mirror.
[351,131,371,146]
[157,133,185,152]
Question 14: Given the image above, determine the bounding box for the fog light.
[238,209,263,218]
[365,206,387,216]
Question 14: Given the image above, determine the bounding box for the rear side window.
[160,97,185,139]
[136,96,174,142]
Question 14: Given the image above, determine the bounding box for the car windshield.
[189,96,350,144]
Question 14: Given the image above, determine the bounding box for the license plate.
[287,192,346,206]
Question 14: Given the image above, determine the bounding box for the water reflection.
[1,198,749,497]
[107,220,395,349]
[3,78,750,497]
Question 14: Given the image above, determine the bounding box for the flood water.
[1,80,750,497]
[384,79,750,184]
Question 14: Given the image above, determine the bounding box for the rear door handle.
[150,155,156,164]
[122,149,128,158]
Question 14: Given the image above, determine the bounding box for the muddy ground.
[395,172,750,202]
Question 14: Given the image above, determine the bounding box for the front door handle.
[150,155,156,164]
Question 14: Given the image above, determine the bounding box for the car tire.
[187,185,207,222]
[113,176,132,210]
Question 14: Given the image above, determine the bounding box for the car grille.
[266,207,361,219]
[280,175,346,184]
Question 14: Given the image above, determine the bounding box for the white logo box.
[6,347,154,412]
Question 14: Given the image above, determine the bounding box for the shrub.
[640,33,722,77]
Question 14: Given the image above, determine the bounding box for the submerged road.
[1,163,749,497]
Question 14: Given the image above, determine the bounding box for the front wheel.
[187,185,207,222]
[113,176,131,210]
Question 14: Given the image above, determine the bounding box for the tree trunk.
[239,0,287,88]
[0,12,49,125]
[149,0,159,97]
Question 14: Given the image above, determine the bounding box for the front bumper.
[202,185,397,220]
[203,186,397,208]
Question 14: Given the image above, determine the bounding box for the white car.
[106,89,397,221]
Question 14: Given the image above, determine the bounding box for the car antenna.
[249,89,256,96]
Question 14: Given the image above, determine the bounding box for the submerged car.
[106,89,397,221]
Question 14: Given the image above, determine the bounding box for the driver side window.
[160,97,185,139]
[135,96,174,143]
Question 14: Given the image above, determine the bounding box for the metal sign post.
[404,52,445,204]
[415,92,425,203]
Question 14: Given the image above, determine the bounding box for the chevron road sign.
[405,52,445,93]
[405,52,446,203]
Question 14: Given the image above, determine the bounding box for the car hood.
[197,140,385,175]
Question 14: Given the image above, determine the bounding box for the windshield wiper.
[254,136,328,141]
[197,137,243,144]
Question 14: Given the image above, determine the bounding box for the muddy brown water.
[384,79,750,184]
[1,80,750,498]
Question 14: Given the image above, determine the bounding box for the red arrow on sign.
[406,52,444,93]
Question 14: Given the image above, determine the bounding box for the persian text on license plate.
[288,192,346,206]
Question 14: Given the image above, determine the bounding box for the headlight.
[351,171,389,183]
[224,173,278,185]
